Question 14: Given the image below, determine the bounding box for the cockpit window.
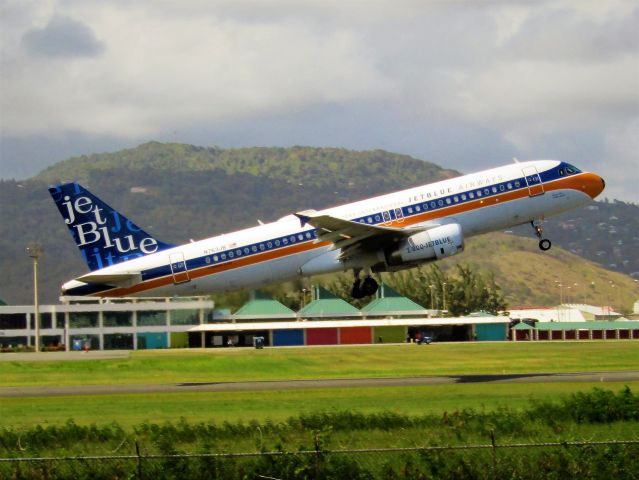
[563,163,581,175]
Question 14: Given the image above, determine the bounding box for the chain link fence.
[2,439,638,479]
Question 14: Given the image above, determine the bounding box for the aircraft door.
[169,253,190,284]
[382,210,392,225]
[394,208,405,223]
[522,166,545,197]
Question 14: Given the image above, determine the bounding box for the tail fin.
[49,182,174,271]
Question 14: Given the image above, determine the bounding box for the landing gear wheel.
[361,277,379,297]
[539,239,551,251]
[351,278,364,299]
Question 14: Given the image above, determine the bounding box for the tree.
[385,263,507,316]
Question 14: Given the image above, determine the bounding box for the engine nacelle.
[386,223,464,267]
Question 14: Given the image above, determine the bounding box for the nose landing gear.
[531,221,552,251]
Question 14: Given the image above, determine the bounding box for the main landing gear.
[351,269,379,299]
[531,220,552,251]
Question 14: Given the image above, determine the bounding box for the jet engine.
[385,223,464,269]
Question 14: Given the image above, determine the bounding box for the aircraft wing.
[76,272,142,288]
[295,213,422,259]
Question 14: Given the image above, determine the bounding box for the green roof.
[361,284,426,313]
[299,286,359,316]
[513,322,535,330]
[514,321,639,331]
[234,291,295,316]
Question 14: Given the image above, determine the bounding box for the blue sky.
[1,0,637,201]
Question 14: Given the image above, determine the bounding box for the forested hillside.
[1,142,637,308]
[1,144,457,304]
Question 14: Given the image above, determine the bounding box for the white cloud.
[2,2,394,137]
[0,0,637,200]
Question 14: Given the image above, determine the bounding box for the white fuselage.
[62,160,604,297]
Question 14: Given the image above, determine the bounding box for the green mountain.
[1,142,637,310]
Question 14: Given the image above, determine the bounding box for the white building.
[508,304,622,323]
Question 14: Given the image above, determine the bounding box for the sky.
[1,0,637,202]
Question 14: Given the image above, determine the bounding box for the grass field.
[1,342,638,430]
[3,381,639,429]
[2,343,638,479]
[1,341,637,387]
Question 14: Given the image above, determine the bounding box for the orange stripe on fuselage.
[93,173,592,297]
[98,238,332,297]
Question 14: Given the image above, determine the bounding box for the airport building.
[2,287,637,351]
[0,285,510,351]
[0,297,214,351]
[512,321,639,341]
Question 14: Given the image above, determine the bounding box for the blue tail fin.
[49,182,174,271]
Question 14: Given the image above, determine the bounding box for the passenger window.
[415,205,421,212]
[468,192,474,199]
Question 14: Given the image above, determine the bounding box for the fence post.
[314,432,322,480]
[135,440,142,480]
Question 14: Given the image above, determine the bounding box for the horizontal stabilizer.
[76,272,142,288]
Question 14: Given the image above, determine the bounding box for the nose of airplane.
[580,173,606,199]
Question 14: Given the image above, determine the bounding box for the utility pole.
[429,284,434,311]
[27,242,43,353]
[442,282,447,315]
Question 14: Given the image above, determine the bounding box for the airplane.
[49,159,605,299]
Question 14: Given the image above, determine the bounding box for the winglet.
[294,213,311,227]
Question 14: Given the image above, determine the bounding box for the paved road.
[2,371,638,398]
[0,351,131,362]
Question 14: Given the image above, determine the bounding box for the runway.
[2,370,638,397]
